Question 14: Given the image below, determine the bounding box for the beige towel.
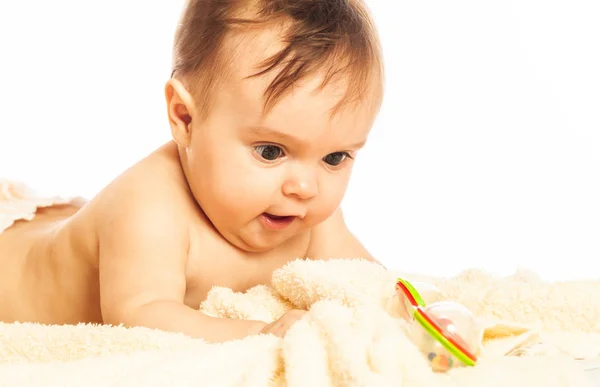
[0,258,597,386]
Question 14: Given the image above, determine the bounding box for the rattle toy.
[396,278,480,372]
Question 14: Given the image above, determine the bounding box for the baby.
[0,0,384,342]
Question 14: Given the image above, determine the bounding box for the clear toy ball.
[409,301,481,372]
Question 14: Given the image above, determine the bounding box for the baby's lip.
[263,213,298,220]
[264,211,305,219]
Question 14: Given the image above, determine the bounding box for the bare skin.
[0,143,377,342]
[0,26,381,343]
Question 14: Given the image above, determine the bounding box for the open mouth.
[260,213,296,230]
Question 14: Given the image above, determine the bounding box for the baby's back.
[0,199,101,324]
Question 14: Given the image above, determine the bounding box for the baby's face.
[180,33,379,253]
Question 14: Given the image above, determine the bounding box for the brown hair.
[172,0,384,117]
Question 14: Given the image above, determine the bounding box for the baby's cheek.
[219,171,274,209]
[306,198,341,226]
[318,180,347,209]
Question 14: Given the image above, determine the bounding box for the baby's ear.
[164,78,196,148]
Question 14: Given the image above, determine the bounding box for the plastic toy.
[396,278,480,372]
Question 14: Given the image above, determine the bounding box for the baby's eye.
[323,152,350,166]
[254,145,284,161]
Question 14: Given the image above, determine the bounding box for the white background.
[0,1,598,280]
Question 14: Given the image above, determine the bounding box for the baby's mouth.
[260,213,297,230]
[264,213,294,221]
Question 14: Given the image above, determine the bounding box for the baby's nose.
[282,170,318,200]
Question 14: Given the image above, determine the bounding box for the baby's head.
[165,0,384,252]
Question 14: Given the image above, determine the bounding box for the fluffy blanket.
[1,259,599,386]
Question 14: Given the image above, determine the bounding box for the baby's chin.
[230,224,306,254]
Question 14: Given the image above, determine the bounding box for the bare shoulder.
[88,142,195,270]
[90,142,191,276]
[307,208,381,265]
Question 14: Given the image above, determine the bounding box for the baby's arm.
[96,180,266,342]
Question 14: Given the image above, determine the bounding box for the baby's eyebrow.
[247,126,366,150]
[345,139,367,150]
[247,126,307,147]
